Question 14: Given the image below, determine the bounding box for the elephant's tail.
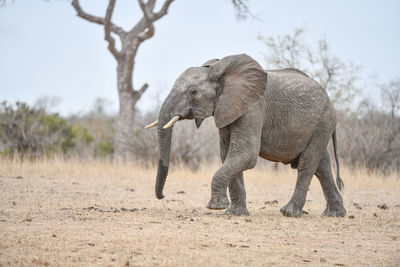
[332,129,344,191]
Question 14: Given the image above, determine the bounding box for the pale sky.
[1,0,399,115]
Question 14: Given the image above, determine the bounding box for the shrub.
[94,134,114,158]
[0,101,92,158]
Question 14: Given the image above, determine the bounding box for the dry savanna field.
[0,158,399,266]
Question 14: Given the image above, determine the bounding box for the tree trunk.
[114,51,138,161]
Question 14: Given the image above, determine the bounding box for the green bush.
[94,134,114,158]
[72,124,94,145]
[0,101,93,158]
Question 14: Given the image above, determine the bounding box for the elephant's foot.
[322,202,347,217]
[280,201,303,218]
[206,193,230,210]
[224,202,249,216]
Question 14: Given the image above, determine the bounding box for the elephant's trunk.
[155,91,178,199]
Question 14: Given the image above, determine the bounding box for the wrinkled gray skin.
[155,54,346,217]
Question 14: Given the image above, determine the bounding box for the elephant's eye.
[189,87,198,97]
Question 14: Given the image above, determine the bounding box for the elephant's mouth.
[191,106,213,119]
[187,109,195,120]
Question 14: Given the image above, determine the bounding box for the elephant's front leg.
[206,169,231,210]
[225,172,249,216]
[206,166,250,212]
[206,120,261,215]
[206,128,231,210]
[206,171,248,215]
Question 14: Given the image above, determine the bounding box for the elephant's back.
[259,70,329,162]
[265,69,328,114]
[265,69,327,99]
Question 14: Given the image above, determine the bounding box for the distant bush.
[94,134,114,158]
[338,107,400,174]
[2,91,399,175]
[0,101,93,159]
[73,124,95,145]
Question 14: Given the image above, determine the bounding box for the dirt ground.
[0,159,399,266]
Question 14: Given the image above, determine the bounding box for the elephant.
[145,54,346,217]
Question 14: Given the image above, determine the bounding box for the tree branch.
[137,83,149,97]
[137,0,155,41]
[136,0,173,41]
[230,0,251,21]
[153,0,174,21]
[132,83,149,101]
[138,0,155,20]
[137,23,154,40]
[71,0,124,36]
[104,0,119,59]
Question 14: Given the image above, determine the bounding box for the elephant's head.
[145,54,267,199]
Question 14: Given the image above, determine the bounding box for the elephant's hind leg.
[315,150,346,217]
[280,113,334,217]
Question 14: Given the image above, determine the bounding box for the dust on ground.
[0,160,399,266]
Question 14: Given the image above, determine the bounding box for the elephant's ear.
[209,54,267,128]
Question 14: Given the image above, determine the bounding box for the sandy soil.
[0,159,399,266]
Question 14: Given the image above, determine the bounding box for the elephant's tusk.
[163,116,180,129]
[144,120,158,129]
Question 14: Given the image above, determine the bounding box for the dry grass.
[0,158,399,266]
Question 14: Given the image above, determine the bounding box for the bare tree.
[380,79,400,120]
[258,28,361,110]
[379,79,400,168]
[71,0,174,161]
[335,78,400,174]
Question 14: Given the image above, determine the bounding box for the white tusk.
[144,120,158,129]
[163,115,180,129]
